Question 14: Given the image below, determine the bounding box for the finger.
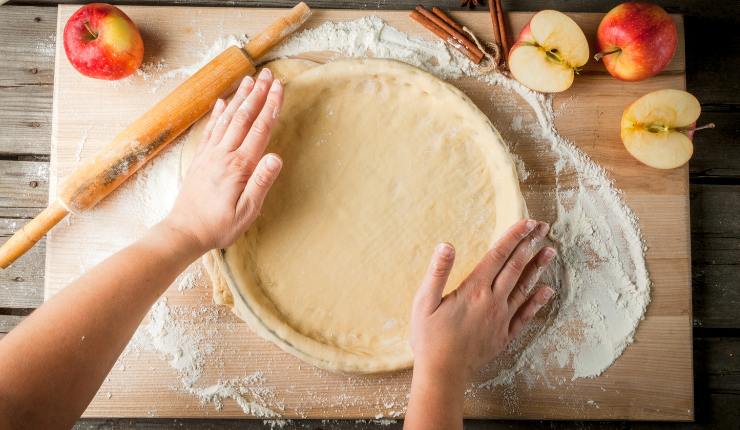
[468,219,538,287]
[203,99,226,142]
[196,99,227,156]
[413,243,456,316]
[236,153,283,223]
[236,78,284,164]
[208,75,255,146]
[507,247,556,311]
[492,222,550,298]
[220,68,275,153]
[508,286,554,339]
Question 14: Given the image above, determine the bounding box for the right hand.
[165,68,284,253]
[410,219,556,382]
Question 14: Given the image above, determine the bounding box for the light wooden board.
[47,5,692,421]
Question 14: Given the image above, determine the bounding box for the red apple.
[63,3,144,80]
[508,10,590,93]
[621,89,714,169]
[594,2,677,81]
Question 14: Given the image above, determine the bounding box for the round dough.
[184,58,526,373]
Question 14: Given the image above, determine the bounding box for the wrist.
[154,217,210,259]
[408,358,467,426]
[413,353,472,383]
[411,357,469,395]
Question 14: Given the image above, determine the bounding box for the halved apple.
[621,89,712,169]
[508,10,589,93]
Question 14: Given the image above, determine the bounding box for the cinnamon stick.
[488,0,502,48]
[414,5,484,63]
[431,7,465,34]
[495,0,509,58]
[409,10,483,64]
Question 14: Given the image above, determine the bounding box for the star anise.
[460,0,482,8]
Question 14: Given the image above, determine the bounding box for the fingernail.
[259,67,272,80]
[436,243,455,259]
[241,76,254,89]
[214,98,225,110]
[525,219,537,232]
[543,287,554,301]
[265,154,282,172]
[270,79,282,93]
[543,247,557,260]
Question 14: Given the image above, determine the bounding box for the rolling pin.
[0,2,312,269]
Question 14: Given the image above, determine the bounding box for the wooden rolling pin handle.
[0,2,312,269]
[244,2,312,60]
[0,200,68,269]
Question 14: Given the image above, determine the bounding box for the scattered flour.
[137,58,168,80]
[74,125,92,163]
[510,152,530,182]
[75,15,650,417]
[176,261,203,292]
[510,115,525,131]
[152,35,249,92]
[123,298,283,416]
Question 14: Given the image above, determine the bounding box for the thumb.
[238,153,282,222]
[413,243,455,316]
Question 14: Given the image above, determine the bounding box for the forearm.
[0,220,204,429]
[404,363,466,430]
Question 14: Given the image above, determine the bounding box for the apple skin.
[595,2,677,81]
[513,22,533,45]
[63,3,144,80]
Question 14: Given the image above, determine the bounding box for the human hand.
[166,69,284,253]
[410,219,556,382]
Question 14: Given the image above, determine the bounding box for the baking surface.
[47,5,692,420]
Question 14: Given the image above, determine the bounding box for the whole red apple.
[63,3,144,80]
[594,2,676,81]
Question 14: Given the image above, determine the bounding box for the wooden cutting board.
[47,5,693,421]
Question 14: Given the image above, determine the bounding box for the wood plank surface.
[0,6,56,156]
[689,110,740,178]
[0,158,50,307]
[691,184,740,329]
[0,160,49,209]
[0,215,46,308]
[0,1,738,428]
[0,315,24,333]
[65,334,740,429]
[41,5,693,421]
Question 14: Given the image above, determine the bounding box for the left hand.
[410,219,556,382]
[166,68,284,252]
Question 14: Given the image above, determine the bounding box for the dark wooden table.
[1,0,737,428]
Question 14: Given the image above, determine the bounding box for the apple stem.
[594,48,621,62]
[83,21,98,40]
[681,122,716,134]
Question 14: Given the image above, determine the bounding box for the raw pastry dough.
[182,58,526,373]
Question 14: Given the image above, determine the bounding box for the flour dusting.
[74,125,92,163]
[67,15,650,417]
[123,298,283,416]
